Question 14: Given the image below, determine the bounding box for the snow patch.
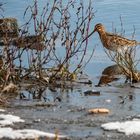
[0,128,66,139]
[0,113,67,139]
[101,119,140,135]
[0,109,5,112]
[0,114,24,126]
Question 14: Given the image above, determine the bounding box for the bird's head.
[82,23,105,42]
[93,23,105,33]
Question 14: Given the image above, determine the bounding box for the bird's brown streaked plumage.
[98,65,123,86]
[92,23,140,52]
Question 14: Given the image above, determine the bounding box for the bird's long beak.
[82,28,96,43]
[88,28,96,37]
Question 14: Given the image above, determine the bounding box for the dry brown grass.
[106,46,140,83]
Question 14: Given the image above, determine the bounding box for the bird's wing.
[106,32,137,47]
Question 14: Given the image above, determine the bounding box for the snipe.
[88,23,140,52]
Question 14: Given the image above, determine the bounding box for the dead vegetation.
[106,42,140,84]
[0,0,95,103]
[104,19,140,84]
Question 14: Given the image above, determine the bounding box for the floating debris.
[88,108,110,114]
[105,99,111,103]
[84,90,100,96]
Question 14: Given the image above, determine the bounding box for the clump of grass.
[114,47,140,83]
[20,0,95,83]
[105,18,140,84]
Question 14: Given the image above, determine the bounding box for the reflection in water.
[19,82,90,104]
[98,64,123,86]
[119,94,135,104]
[19,85,68,102]
[20,86,46,101]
